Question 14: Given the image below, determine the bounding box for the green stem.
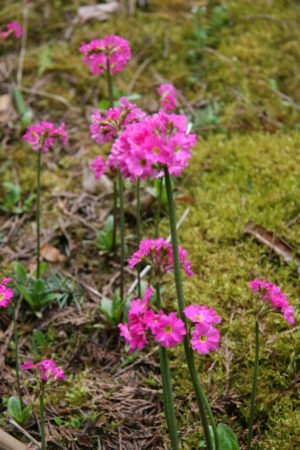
[36,147,41,279]
[118,168,125,302]
[40,386,46,450]
[155,177,163,238]
[247,320,259,450]
[136,177,141,297]
[106,60,114,108]
[156,283,179,450]
[112,178,118,253]
[12,301,23,410]
[164,165,214,450]
[106,60,118,254]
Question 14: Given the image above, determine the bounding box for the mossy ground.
[0,1,299,449]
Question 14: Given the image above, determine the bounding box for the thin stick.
[9,419,41,448]
[126,208,190,296]
[17,1,29,88]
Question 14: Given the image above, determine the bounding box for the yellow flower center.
[199,335,207,342]
[153,147,160,154]
[164,325,172,334]
[0,294,4,301]
[195,314,202,322]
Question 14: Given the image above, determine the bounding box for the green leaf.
[20,404,32,423]
[16,283,33,305]
[219,423,239,449]
[71,417,81,429]
[3,182,20,209]
[33,262,47,278]
[100,297,113,318]
[13,262,27,283]
[33,329,46,347]
[54,416,63,426]
[7,396,22,422]
[38,44,54,76]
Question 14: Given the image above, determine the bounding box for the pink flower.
[80,35,131,75]
[249,278,294,324]
[20,361,34,370]
[21,359,65,382]
[118,287,154,353]
[90,97,145,146]
[89,155,106,179]
[0,277,14,308]
[152,312,186,347]
[128,237,193,277]
[190,323,220,355]
[158,83,177,111]
[184,304,221,325]
[108,110,196,180]
[23,121,68,153]
[1,21,22,40]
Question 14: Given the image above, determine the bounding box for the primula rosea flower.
[90,97,145,146]
[89,155,106,179]
[184,304,222,325]
[158,83,177,111]
[190,323,221,355]
[118,287,153,353]
[0,277,14,308]
[249,277,294,324]
[23,121,68,153]
[21,359,65,382]
[118,287,186,352]
[128,237,193,277]
[107,110,196,181]
[0,21,22,40]
[80,34,131,75]
[152,312,186,347]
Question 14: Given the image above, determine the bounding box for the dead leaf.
[244,221,300,271]
[175,195,195,205]
[40,243,66,263]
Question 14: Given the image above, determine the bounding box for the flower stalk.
[247,320,259,450]
[155,282,179,450]
[12,300,23,410]
[39,384,46,450]
[36,147,41,279]
[164,165,215,450]
[118,168,125,301]
[136,177,141,297]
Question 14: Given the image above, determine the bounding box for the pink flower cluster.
[249,278,294,324]
[128,237,193,277]
[89,155,106,179]
[184,304,221,354]
[118,287,186,352]
[158,83,177,111]
[90,97,145,146]
[0,277,14,308]
[0,21,22,40]
[21,359,65,382]
[23,121,68,153]
[108,110,196,181]
[80,34,131,75]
